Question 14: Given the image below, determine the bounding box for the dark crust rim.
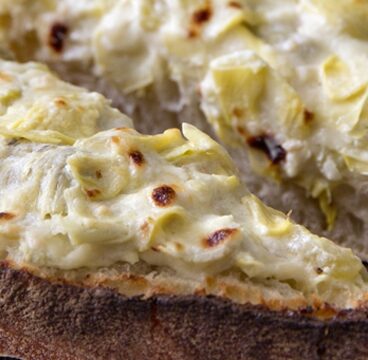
[1,262,368,359]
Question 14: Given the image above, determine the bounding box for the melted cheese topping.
[0,60,366,308]
[0,60,132,142]
[200,0,368,227]
[3,0,368,227]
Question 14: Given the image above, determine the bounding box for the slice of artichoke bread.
[1,60,368,359]
[2,0,368,260]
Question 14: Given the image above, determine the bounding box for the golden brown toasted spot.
[205,276,216,289]
[151,246,160,252]
[175,242,184,252]
[114,127,131,132]
[188,27,199,38]
[188,3,212,38]
[316,267,324,275]
[204,228,237,248]
[310,303,338,320]
[95,170,102,179]
[192,5,212,24]
[228,1,242,8]
[0,212,15,220]
[152,185,176,207]
[194,287,207,296]
[49,22,68,53]
[232,107,244,118]
[304,109,315,124]
[117,273,149,288]
[111,136,120,144]
[129,150,145,166]
[247,133,287,165]
[236,126,248,137]
[84,189,101,198]
[54,97,67,107]
[0,72,12,82]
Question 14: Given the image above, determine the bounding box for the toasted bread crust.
[1,262,368,360]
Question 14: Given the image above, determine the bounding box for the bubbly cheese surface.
[3,0,368,227]
[0,60,366,308]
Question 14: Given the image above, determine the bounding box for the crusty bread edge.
[1,262,368,360]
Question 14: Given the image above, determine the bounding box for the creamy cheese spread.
[2,0,368,227]
[0,60,366,307]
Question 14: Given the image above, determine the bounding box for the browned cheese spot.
[152,185,176,207]
[85,189,101,198]
[204,228,237,248]
[316,267,323,275]
[129,150,145,166]
[111,136,120,144]
[236,126,248,137]
[49,22,68,52]
[54,97,67,107]
[247,134,287,165]
[228,1,242,8]
[303,109,315,124]
[192,6,212,24]
[95,170,102,179]
[188,3,212,38]
[188,28,199,38]
[0,212,15,220]
[175,242,184,251]
[232,107,244,118]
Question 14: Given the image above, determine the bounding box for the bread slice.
[2,260,368,360]
[0,59,368,359]
[1,0,368,260]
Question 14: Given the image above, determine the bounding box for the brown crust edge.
[1,262,368,360]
